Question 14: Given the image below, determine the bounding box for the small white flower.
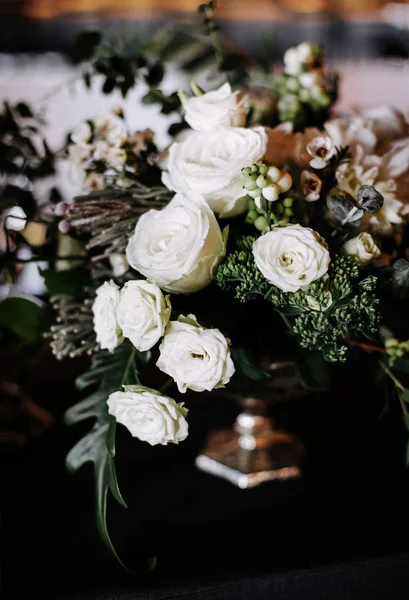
[306,135,336,169]
[117,280,171,352]
[94,113,127,147]
[182,82,248,131]
[126,193,225,294]
[92,281,123,351]
[109,254,129,277]
[283,42,316,76]
[107,385,188,446]
[162,126,267,218]
[71,121,92,144]
[341,232,381,266]
[157,315,235,393]
[4,206,27,231]
[83,172,105,192]
[253,224,330,293]
[301,170,322,202]
[299,71,323,89]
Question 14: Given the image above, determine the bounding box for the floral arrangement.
[2,2,409,571]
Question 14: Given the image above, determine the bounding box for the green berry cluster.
[242,162,294,231]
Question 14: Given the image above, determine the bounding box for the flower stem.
[159,378,174,394]
[120,346,137,388]
[344,338,386,355]
[379,360,408,416]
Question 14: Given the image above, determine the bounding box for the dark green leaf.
[40,268,93,296]
[402,389,409,404]
[141,91,159,105]
[83,72,92,89]
[102,77,116,94]
[145,63,164,86]
[65,343,154,571]
[278,306,306,316]
[231,347,268,381]
[391,358,409,375]
[0,297,46,342]
[296,350,331,390]
[219,54,242,71]
[404,413,409,432]
[72,31,102,62]
[167,121,189,137]
[16,102,33,118]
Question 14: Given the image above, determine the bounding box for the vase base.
[195,429,303,489]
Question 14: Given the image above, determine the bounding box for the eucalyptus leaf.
[392,259,409,296]
[327,193,363,229]
[0,297,46,342]
[356,185,384,213]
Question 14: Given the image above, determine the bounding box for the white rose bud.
[107,385,188,446]
[253,224,330,293]
[126,193,225,294]
[341,232,381,266]
[182,83,248,131]
[157,315,235,393]
[162,127,267,218]
[109,253,129,277]
[117,280,171,351]
[92,281,123,351]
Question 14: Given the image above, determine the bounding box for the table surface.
[2,352,409,599]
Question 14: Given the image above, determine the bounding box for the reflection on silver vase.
[195,361,305,488]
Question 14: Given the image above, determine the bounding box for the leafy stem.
[379,360,408,416]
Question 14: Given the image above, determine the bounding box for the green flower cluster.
[216,240,380,362]
[385,338,409,366]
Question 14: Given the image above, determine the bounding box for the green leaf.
[231,347,268,381]
[145,62,164,86]
[40,268,93,296]
[296,350,331,390]
[404,414,409,432]
[0,297,46,342]
[65,342,154,572]
[403,390,409,404]
[16,102,33,118]
[102,77,116,94]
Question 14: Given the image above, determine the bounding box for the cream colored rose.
[157,315,235,393]
[126,194,225,294]
[161,127,267,218]
[107,385,188,446]
[116,280,171,351]
[92,281,123,351]
[252,224,330,293]
[341,233,381,266]
[182,83,247,131]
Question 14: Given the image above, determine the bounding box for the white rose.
[162,127,267,218]
[157,315,235,393]
[107,385,188,446]
[341,232,381,265]
[252,224,330,293]
[126,193,225,294]
[182,83,247,131]
[117,280,171,351]
[92,281,123,351]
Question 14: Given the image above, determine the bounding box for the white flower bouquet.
[2,1,409,571]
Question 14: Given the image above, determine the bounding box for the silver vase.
[195,361,305,488]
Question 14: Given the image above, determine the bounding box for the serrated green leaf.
[0,297,46,342]
[65,342,153,571]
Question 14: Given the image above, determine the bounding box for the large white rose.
[107,385,188,446]
[116,280,171,351]
[92,281,123,351]
[162,127,267,218]
[341,232,380,266]
[157,315,235,393]
[126,194,225,294]
[253,224,330,293]
[182,83,247,131]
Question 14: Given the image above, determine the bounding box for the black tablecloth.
[2,355,409,599]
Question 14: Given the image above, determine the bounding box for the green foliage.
[0,297,46,342]
[231,347,268,381]
[65,342,156,572]
[217,240,380,362]
[40,268,94,297]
